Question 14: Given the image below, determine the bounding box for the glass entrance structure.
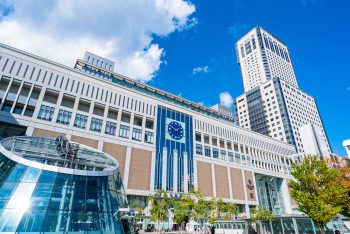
[0,136,129,233]
[255,174,285,215]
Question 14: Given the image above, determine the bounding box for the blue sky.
[152,0,350,155]
[0,0,349,155]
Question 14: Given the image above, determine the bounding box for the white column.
[227,167,233,200]
[241,169,248,200]
[211,164,216,197]
[183,152,188,192]
[150,151,156,192]
[123,146,132,189]
[97,138,104,151]
[245,204,251,219]
[281,178,293,214]
[173,149,178,193]
[162,147,167,190]
[193,159,198,189]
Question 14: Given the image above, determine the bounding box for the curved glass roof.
[0,136,118,172]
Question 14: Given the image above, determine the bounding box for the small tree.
[289,155,347,234]
[173,192,194,229]
[336,158,350,218]
[173,189,214,226]
[131,201,144,220]
[217,199,239,220]
[148,190,174,232]
[250,207,273,223]
[192,189,212,222]
[250,207,273,233]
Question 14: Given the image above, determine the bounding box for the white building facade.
[343,139,350,158]
[236,26,298,92]
[235,27,331,154]
[299,123,331,157]
[0,43,300,218]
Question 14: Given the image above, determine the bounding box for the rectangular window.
[240,46,245,58]
[196,144,203,155]
[195,133,201,142]
[263,38,269,49]
[37,105,55,121]
[74,114,88,129]
[245,42,252,55]
[105,121,117,135]
[228,152,234,162]
[132,128,142,141]
[235,153,241,163]
[204,146,211,157]
[252,38,256,50]
[56,109,72,125]
[220,150,226,160]
[90,117,103,132]
[242,155,247,165]
[269,40,275,52]
[145,119,154,129]
[133,116,143,127]
[144,131,154,144]
[213,148,219,158]
[119,125,130,138]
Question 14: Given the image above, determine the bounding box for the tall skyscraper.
[235,27,331,155]
[236,27,298,92]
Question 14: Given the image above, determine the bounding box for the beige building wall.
[230,168,245,200]
[127,148,152,191]
[214,165,230,199]
[32,128,63,138]
[71,135,99,149]
[244,170,257,201]
[103,142,128,180]
[197,161,213,197]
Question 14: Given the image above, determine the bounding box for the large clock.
[167,121,184,140]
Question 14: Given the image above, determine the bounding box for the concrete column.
[173,149,178,193]
[184,152,188,192]
[150,151,156,192]
[281,178,292,214]
[245,204,251,219]
[211,164,216,197]
[242,169,248,200]
[10,81,24,113]
[162,147,167,190]
[123,146,132,189]
[193,159,198,189]
[227,167,233,200]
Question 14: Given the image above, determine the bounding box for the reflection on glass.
[6,182,36,211]
[0,163,27,182]
[0,209,24,232]
[0,137,129,233]
[0,182,18,199]
[21,167,41,182]
[17,210,46,232]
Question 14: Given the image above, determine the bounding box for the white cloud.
[219,91,234,108]
[301,0,317,7]
[192,65,209,74]
[0,0,196,82]
[228,22,249,40]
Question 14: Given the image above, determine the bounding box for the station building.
[0,43,301,220]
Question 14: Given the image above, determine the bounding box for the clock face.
[167,121,184,140]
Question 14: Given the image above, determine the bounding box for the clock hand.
[169,124,176,131]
